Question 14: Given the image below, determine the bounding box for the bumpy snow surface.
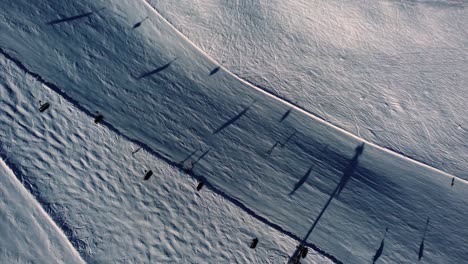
[0,0,467,263]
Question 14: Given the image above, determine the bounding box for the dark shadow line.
[266,142,279,155]
[210,66,220,76]
[289,143,365,262]
[418,217,430,261]
[373,228,388,263]
[180,149,198,164]
[133,17,149,29]
[132,147,141,155]
[280,108,292,122]
[193,149,210,166]
[336,143,364,196]
[213,101,255,134]
[0,48,342,264]
[289,165,314,196]
[46,8,104,25]
[137,58,176,79]
[280,130,297,147]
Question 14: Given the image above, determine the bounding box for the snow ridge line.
[0,152,85,263]
[0,48,342,264]
[140,0,467,183]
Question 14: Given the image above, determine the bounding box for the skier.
[39,101,50,112]
[94,111,104,124]
[144,170,153,180]
[250,238,259,249]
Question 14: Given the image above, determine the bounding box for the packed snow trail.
[1,0,468,263]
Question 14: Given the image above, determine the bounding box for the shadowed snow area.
[0,0,467,263]
[0,159,83,264]
[148,0,468,179]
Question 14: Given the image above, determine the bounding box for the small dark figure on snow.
[39,101,50,112]
[196,180,204,191]
[451,177,455,186]
[250,238,259,249]
[300,246,308,258]
[144,170,153,180]
[94,111,104,124]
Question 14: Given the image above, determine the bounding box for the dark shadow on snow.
[46,8,104,25]
[281,108,292,122]
[267,130,296,156]
[336,143,364,196]
[280,130,297,147]
[133,17,148,29]
[180,149,198,165]
[289,165,314,196]
[266,142,279,155]
[212,101,255,134]
[132,147,141,155]
[419,217,430,261]
[373,228,388,263]
[288,143,365,263]
[210,66,220,75]
[137,58,176,79]
[193,149,210,167]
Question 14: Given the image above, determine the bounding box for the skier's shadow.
[288,143,365,263]
[373,227,388,263]
[418,217,430,261]
[212,100,256,134]
[289,165,313,196]
[46,8,105,25]
[136,58,177,79]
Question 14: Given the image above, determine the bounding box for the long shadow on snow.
[288,143,365,263]
[0,48,342,264]
[136,59,177,79]
[373,227,388,263]
[289,165,314,196]
[132,17,149,30]
[419,217,430,261]
[280,108,292,122]
[46,8,105,25]
[213,101,255,134]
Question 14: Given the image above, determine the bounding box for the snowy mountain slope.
[1,0,467,263]
[146,0,468,179]
[0,54,332,263]
[0,159,83,264]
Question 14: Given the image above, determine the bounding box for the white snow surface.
[0,0,467,263]
[0,159,83,264]
[147,0,468,179]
